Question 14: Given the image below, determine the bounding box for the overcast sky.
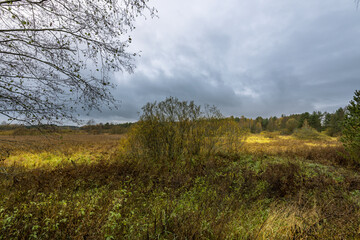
[87,0,360,123]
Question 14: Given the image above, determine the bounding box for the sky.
[87,0,360,123]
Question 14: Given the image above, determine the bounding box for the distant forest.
[0,108,345,137]
[233,107,345,136]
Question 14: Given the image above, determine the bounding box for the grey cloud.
[85,0,360,122]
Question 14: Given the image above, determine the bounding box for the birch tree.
[0,0,155,124]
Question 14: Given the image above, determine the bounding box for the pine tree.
[341,90,360,163]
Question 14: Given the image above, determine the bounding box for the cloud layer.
[86,0,360,122]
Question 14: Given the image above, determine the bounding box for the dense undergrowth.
[1,133,360,239]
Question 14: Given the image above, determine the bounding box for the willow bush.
[126,97,249,164]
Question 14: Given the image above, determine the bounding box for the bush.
[126,97,249,164]
[293,120,321,140]
[261,161,301,197]
[215,119,249,153]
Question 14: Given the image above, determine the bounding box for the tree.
[0,0,155,124]
[298,112,310,128]
[254,121,262,133]
[324,108,345,136]
[285,118,298,134]
[308,111,323,132]
[267,117,276,132]
[341,90,360,164]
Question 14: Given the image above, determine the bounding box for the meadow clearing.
[0,132,359,239]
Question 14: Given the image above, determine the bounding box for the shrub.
[215,119,249,153]
[126,97,248,164]
[293,120,321,140]
[261,161,301,197]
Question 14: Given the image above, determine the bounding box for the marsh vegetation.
[0,97,360,239]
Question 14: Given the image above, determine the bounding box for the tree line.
[232,107,345,136]
[0,107,346,136]
[0,122,133,135]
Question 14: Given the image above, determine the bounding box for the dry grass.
[242,134,349,166]
[0,134,123,152]
[0,134,124,169]
[0,132,359,239]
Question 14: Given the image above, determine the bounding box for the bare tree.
[0,0,155,124]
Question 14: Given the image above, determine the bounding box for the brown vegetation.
[0,130,359,239]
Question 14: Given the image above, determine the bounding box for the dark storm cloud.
[85,0,360,122]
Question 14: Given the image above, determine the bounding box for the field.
[1,132,360,239]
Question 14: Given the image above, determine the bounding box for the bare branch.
[0,0,21,5]
[0,0,156,124]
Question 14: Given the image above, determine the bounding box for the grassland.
[1,133,360,239]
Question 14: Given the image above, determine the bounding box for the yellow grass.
[0,134,124,169]
[246,135,272,144]
[241,133,343,159]
[0,133,343,170]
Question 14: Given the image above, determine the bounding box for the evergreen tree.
[341,90,360,163]
[298,112,310,128]
[308,111,323,131]
[324,108,345,136]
